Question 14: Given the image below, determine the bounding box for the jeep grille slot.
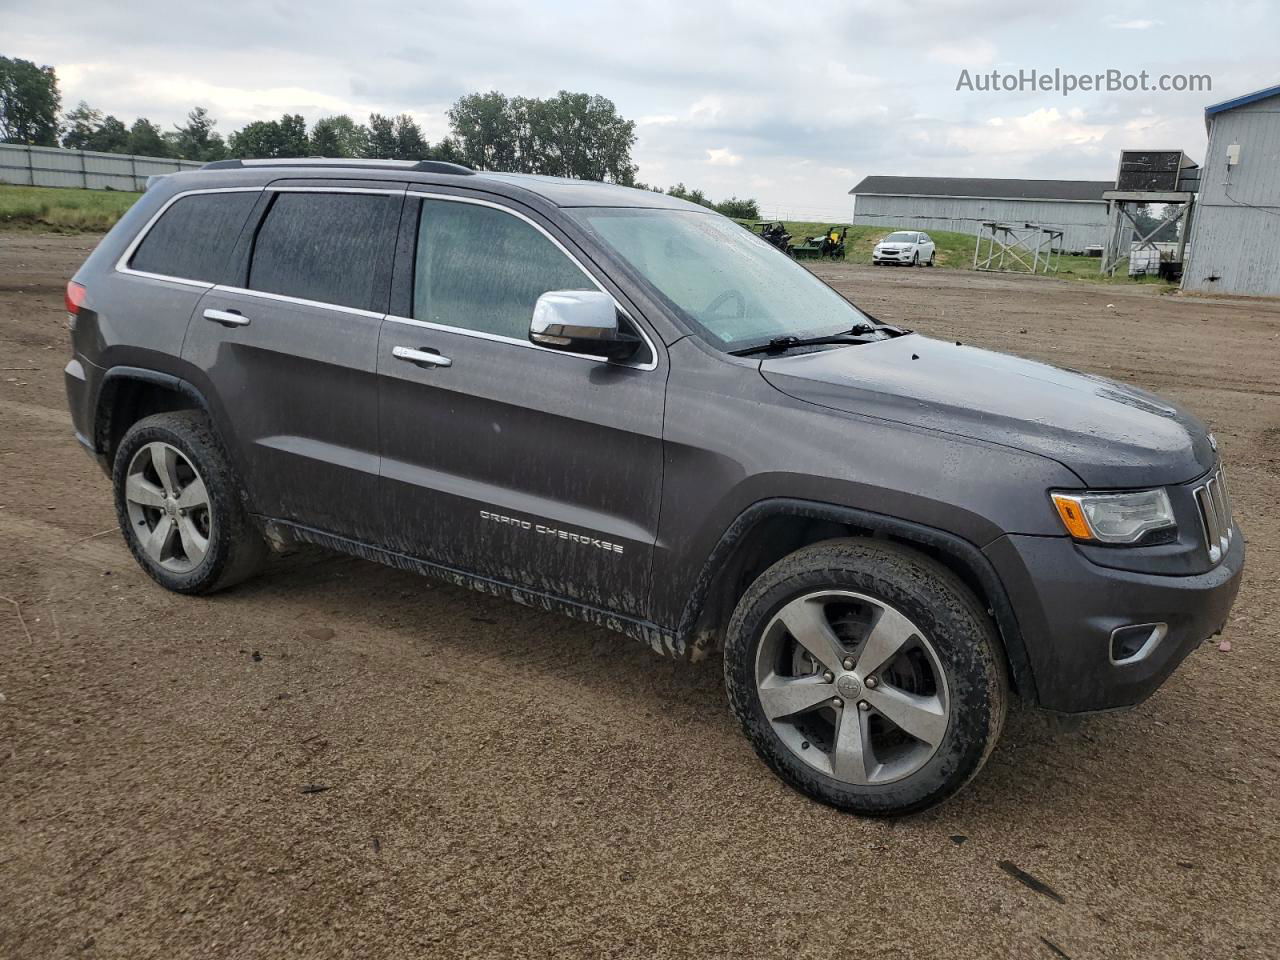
[1194,467,1233,564]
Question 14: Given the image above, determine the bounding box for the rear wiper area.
[729,326,881,357]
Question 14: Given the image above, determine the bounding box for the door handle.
[203,308,250,328]
[392,345,452,368]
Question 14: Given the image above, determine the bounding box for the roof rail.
[200,157,474,175]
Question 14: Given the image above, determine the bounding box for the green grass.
[739,220,974,269]
[0,184,141,232]
[1052,253,1174,285]
[743,219,1176,288]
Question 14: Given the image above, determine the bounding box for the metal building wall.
[0,144,202,192]
[851,194,1108,253]
[1182,97,1280,296]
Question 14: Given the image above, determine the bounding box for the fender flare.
[675,497,1039,703]
[92,365,214,454]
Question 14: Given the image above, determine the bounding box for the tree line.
[0,55,758,216]
[659,183,759,220]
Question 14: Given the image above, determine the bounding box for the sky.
[4,0,1278,219]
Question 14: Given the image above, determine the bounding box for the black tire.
[927,252,935,267]
[724,538,1008,816]
[112,411,267,594]
[911,252,919,266]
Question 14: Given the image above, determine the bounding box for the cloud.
[706,147,742,167]
[689,96,724,121]
[942,107,1112,160]
[2,0,1271,219]
[1105,16,1163,29]
[928,39,998,67]
[58,63,360,127]
[823,62,885,90]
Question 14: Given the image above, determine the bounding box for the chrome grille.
[1194,466,1234,563]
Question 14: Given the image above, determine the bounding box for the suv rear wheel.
[724,538,1007,816]
[113,411,267,594]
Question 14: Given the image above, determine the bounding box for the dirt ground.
[2,234,1279,960]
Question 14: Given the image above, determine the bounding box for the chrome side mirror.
[529,290,640,362]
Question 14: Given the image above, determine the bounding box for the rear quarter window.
[248,192,389,311]
[128,191,258,283]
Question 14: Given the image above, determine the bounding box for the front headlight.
[1050,489,1175,543]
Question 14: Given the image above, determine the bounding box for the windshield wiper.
[729,325,878,357]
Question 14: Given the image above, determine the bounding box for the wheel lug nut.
[832,697,844,708]
[842,658,854,671]
[822,671,834,683]
[858,700,870,711]
[865,676,878,689]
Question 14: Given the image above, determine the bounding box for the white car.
[873,231,936,267]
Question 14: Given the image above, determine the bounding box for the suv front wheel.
[724,538,1007,816]
[112,411,267,594]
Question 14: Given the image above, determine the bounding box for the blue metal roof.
[1205,83,1280,118]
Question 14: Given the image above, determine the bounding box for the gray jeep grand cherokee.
[64,158,1243,815]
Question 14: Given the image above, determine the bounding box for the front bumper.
[985,528,1244,713]
[873,250,913,263]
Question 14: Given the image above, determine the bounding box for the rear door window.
[129,191,258,283]
[249,192,390,311]
[413,198,593,339]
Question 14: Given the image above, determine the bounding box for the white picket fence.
[0,143,203,192]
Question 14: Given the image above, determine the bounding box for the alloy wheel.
[123,441,213,574]
[754,590,950,785]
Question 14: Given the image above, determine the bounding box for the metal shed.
[848,176,1112,254]
[1181,84,1280,297]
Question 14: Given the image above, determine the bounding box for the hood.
[760,334,1214,487]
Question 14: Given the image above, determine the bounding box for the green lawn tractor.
[792,225,849,261]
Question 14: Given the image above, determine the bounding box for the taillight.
[65,280,87,317]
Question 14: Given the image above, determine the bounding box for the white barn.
[849,176,1112,254]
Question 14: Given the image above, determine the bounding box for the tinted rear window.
[248,192,388,311]
[129,191,257,283]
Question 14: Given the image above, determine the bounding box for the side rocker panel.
[261,518,679,656]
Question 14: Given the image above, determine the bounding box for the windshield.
[882,232,916,243]
[569,208,870,350]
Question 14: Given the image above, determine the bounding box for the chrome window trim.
[114,186,263,284]
[115,185,404,291]
[265,185,407,196]
[115,184,656,361]
[385,314,655,370]
[403,190,661,372]
[210,284,385,320]
[119,270,214,290]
